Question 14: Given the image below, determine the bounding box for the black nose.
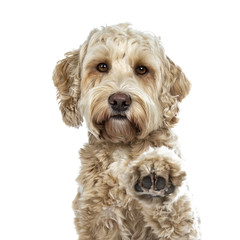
[108,93,132,112]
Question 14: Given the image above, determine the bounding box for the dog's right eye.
[97,63,108,73]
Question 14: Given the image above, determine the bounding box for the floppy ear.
[53,50,82,127]
[166,56,191,102]
[160,56,191,128]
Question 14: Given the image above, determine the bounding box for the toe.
[135,182,143,192]
[142,175,152,189]
[155,176,166,190]
[165,184,175,194]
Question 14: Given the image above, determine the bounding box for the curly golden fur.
[53,23,200,239]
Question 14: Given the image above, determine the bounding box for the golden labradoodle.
[53,24,201,240]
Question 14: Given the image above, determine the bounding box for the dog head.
[53,24,190,143]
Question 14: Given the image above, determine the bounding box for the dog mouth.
[99,113,136,143]
[110,113,141,131]
[93,111,142,143]
[110,114,127,121]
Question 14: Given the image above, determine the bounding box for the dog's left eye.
[97,63,108,73]
[135,66,148,75]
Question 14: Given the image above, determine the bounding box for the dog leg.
[125,146,200,240]
[73,191,161,240]
[73,190,131,240]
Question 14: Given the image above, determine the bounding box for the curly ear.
[53,50,82,127]
[161,56,191,128]
[166,56,191,102]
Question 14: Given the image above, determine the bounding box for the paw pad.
[135,173,175,198]
[142,176,152,189]
[156,177,166,190]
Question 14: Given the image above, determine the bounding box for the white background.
[0,0,239,239]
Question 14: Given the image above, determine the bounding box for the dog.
[53,23,201,240]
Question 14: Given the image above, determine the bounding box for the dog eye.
[135,66,148,75]
[97,63,108,73]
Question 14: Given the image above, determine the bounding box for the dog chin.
[102,117,137,143]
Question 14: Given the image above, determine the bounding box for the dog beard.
[102,117,137,143]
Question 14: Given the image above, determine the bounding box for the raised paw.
[134,172,175,198]
[126,146,186,201]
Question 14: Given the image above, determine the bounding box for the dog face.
[53,24,190,143]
